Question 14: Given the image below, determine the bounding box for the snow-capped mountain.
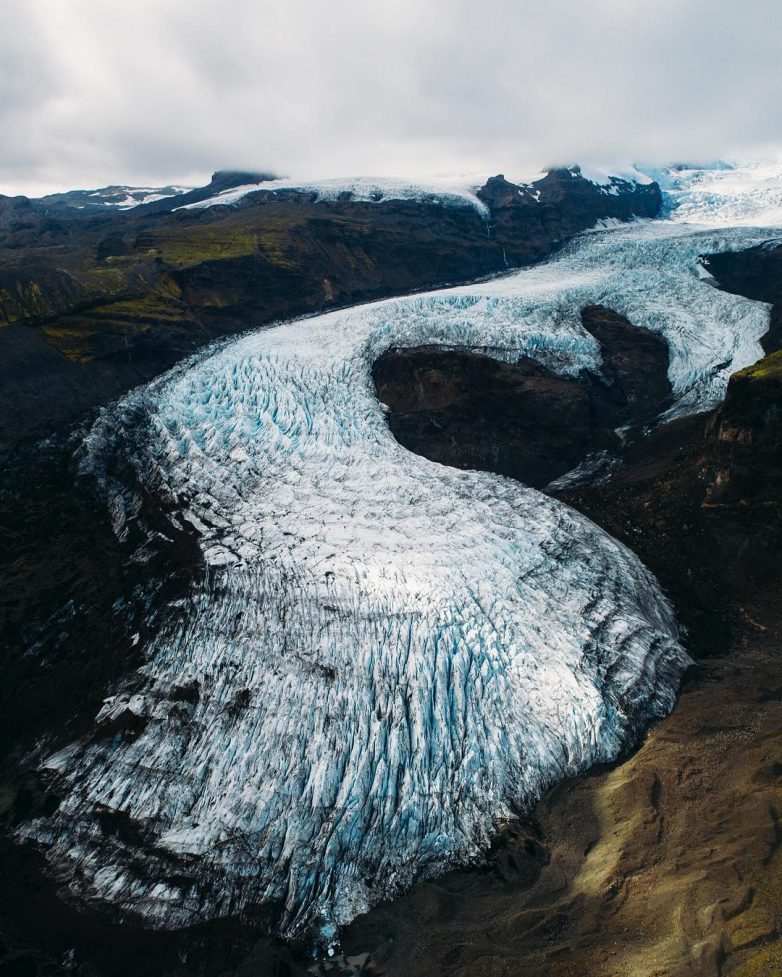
[178,174,494,215]
[175,166,654,214]
[25,159,782,225]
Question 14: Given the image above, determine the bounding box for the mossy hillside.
[725,350,782,427]
[0,265,146,327]
[0,210,300,329]
[42,288,194,363]
[734,348,782,383]
[95,290,188,323]
[0,279,51,323]
[705,349,782,507]
[140,203,417,278]
[133,224,278,270]
[2,199,474,337]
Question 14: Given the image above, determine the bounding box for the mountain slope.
[0,167,659,448]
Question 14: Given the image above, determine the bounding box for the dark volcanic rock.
[477,167,661,265]
[95,234,131,260]
[0,426,201,758]
[703,241,782,509]
[373,305,671,488]
[374,347,610,487]
[0,324,115,451]
[580,304,673,422]
[0,833,309,977]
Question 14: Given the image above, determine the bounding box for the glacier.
[178,174,493,215]
[21,166,780,946]
[642,157,782,228]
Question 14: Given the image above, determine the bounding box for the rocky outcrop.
[704,242,782,352]
[373,306,671,488]
[374,347,613,487]
[477,167,661,265]
[702,242,782,510]
[706,351,782,508]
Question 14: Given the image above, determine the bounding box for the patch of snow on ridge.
[21,213,775,944]
[179,175,491,216]
[81,185,193,209]
[573,163,654,189]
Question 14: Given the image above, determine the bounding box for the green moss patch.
[136,226,263,269]
[735,349,782,382]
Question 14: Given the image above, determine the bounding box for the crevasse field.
[24,162,781,946]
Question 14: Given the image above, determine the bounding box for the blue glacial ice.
[22,169,780,943]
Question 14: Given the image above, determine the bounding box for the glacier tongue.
[22,206,777,943]
[643,158,782,228]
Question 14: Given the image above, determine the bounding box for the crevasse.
[23,179,777,944]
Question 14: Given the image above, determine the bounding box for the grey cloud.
[2,0,782,195]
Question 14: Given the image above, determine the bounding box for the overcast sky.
[2,0,782,196]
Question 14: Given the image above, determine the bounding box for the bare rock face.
[703,242,782,353]
[579,304,673,420]
[477,168,661,265]
[373,305,671,489]
[706,349,782,509]
[374,347,610,487]
[703,243,782,511]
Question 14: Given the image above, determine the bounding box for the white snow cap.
[178,174,492,216]
[176,164,652,214]
[571,163,654,186]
